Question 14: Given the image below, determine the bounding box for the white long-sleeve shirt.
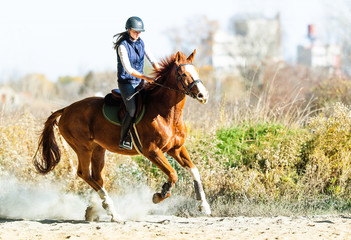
[117,42,157,75]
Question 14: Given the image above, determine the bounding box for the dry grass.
[1,65,351,217]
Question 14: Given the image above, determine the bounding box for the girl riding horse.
[34,49,211,221]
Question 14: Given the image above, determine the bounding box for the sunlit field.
[1,64,351,218]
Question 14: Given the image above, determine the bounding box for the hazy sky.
[0,0,338,82]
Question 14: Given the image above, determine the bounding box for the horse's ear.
[175,51,182,64]
[187,49,196,62]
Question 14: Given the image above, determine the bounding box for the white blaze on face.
[184,65,208,103]
[185,64,200,80]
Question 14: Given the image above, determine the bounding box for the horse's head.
[174,50,209,104]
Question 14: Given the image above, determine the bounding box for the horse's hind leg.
[91,145,106,187]
[76,146,119,221]
[167,146,211,215]
[91,145,121,221]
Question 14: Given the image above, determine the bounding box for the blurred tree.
[9,73,55,100]
[58,75,84,85]
[166,27,183,54]
[56,75,84,100]
[227,14,281,72]
[165,15,219,67]
[94,71,116,95]
[326,1,351,75]
[80,71,98,95]
[80,71,117,97]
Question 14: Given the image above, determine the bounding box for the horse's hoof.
[199,201,211,215]
[152,192,171,204]
[152,193,162,204]
[110,213,124,222]
[85,206,100,222]
[111,217,120,222]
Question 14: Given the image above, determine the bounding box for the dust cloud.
[0,176,86,220]
[0,175,181,221]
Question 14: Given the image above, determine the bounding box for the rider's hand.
[145,76,155,84]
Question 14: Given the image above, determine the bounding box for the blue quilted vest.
[117,37,145,84]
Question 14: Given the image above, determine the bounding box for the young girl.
[113,16,159,150]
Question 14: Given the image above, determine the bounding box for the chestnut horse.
[34,50,211,221]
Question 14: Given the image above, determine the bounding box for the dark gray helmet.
[125,16,145,32]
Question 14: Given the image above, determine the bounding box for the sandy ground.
[0,178,350,239]
[0,215,350,240]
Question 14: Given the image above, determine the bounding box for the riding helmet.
[125,16,145,32]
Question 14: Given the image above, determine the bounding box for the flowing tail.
[33,108,65,174]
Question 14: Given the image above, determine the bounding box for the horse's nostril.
[197,93,203,99]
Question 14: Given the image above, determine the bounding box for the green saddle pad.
[102,103,145,126]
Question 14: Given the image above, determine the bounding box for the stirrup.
[119,134,133,150]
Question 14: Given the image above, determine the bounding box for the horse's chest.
[151,116,186,149]
[171,125,186,147]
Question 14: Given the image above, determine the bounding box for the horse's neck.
[149,78,186,124]
[151,89,185,113]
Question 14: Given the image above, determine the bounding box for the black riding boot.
[119,114,134,150]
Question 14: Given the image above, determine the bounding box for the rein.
[127,63,202,101]
[152,81,184,94]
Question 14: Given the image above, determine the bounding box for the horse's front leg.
[187,166,211,215]
[144,148,178,204]
[167,146,211,215]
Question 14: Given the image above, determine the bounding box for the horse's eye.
[182,73,186,77]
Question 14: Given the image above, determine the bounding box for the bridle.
[175,63,203,98]
[153,63,203,99]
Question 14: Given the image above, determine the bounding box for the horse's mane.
[145,52,188,91]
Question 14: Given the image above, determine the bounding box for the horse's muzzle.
[197,91,208,104]
[194,80,209,104]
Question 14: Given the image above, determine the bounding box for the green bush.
[215,122,307,170]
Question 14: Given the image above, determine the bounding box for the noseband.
[175,63,203,99]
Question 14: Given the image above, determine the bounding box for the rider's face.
[128,29,141,41]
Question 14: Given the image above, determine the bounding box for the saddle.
[102,89,145,154]
[103,89,145,126]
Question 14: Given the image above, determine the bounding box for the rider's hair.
[113,31,129,50]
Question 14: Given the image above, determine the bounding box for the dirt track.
[1,215,350,240]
